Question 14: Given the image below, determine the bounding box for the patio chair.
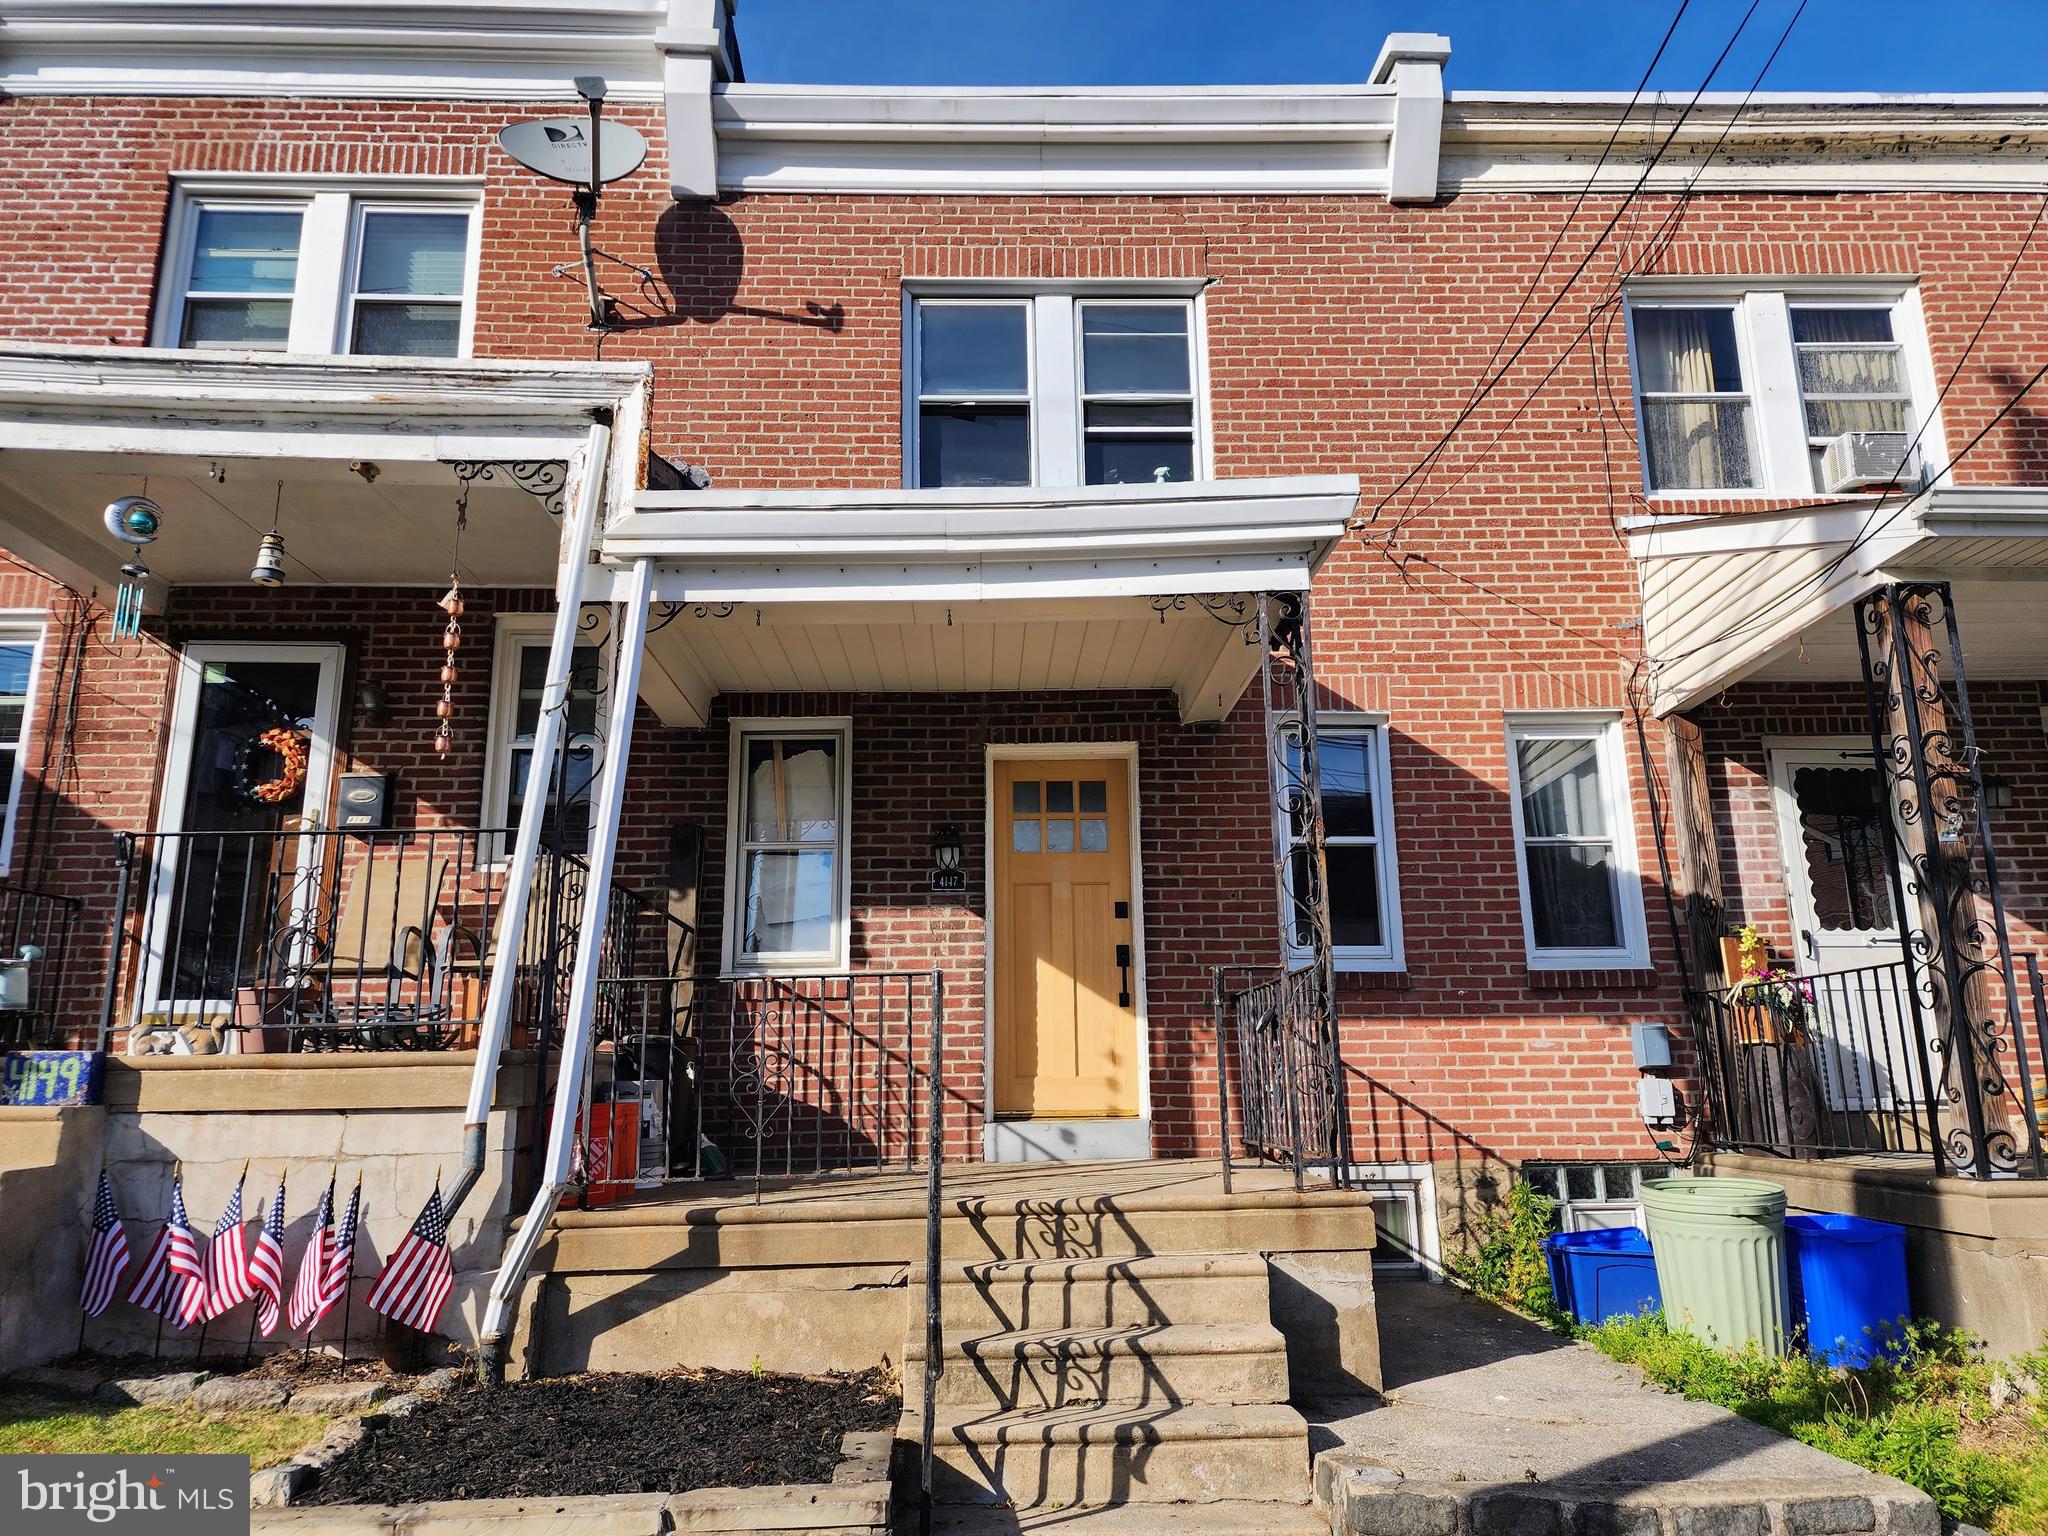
[288,848,461,1050]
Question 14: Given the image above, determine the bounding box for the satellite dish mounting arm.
[573,76,611,329]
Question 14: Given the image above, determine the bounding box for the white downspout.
[446,417,612,1220]
[476,555,654,1372]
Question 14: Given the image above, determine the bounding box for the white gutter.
[478,555,655,1371]
[445,416,611,1221]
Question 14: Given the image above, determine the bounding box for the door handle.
[1115,943,1132,1008]
[1800,928,1819,964]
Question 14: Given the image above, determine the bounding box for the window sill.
[1525,966,1662,994]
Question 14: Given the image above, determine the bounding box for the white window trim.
[1283,711,1404,974]
[721,716,855,975]
[1353,1161,1445,1275]
[1503,712,1651,971]
[1623,282,1945,502]
[155,179,481,357]
[338,199,482,358]
[480,612,611,860]
[902,284,1212,490]
[0,616,48,877]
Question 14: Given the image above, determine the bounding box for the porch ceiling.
[1743,573,2048,686]
[604,475,1359,726]
[0,342,650,601]
[0,449,563,590]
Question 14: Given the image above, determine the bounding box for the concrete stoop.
[903,1249,1326,1509]
[1316,1453,1940,1536]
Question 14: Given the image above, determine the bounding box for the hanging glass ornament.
[102,493,163,641]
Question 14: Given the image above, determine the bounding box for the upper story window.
[157,185,479,359]
[1627,287,1935,498]
[907,290,1206,490]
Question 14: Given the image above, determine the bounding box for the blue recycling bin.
[1786,1213,1911,1366]
[1545,1226,1663,1326]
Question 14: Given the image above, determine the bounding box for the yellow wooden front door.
[992,757,1139,1119]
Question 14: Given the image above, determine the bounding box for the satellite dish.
[498,118,648,186]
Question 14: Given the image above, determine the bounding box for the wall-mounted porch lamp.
[930,823,965,892]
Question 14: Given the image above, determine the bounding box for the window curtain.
[1638,309,1729,489]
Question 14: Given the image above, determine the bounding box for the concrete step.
[908,1401,1312,1507]
[930,1253,1274,1331]
[929,1499,1324,1536]
[540,1179,1375,1272]
[906,1321,1292,1411]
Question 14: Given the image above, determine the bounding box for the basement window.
[905,288,1208,489]
[158,184,479,359]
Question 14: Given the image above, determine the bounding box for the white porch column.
[449,419,610,1215]
[479,556,654,1361]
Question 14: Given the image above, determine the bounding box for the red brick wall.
[5,93,2048,1174]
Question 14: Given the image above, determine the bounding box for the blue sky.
[737,1,2048,93]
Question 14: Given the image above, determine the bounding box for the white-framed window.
[0,620,44,874]
[1625,286,1938,497]
[904,287,1208,489]
[1283,714,1403,973]
[1524,1162,1676,1232]
[722,718,853,973]
[1504,713,1650,970]
[1354,1163,1444,1273]
[481,616,607,858]
[156,182,480,358]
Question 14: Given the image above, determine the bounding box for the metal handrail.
[919,968,943,1536]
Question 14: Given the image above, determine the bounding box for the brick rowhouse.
[2,47,2045,1246]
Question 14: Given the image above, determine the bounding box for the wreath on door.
[239,726,310,805]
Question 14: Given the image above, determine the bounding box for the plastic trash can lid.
[1548,1226,1652,1255]
[1787,1212,1907,1242]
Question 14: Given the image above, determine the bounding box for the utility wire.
[1383,0,1811,542]
[1368,0,1766,530]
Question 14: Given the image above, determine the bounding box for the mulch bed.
[304,1367,900,1504]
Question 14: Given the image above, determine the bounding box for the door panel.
[994,757,1138,1119]
[1769,745,1924,1112]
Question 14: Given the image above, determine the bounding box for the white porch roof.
[1629,486,2048,714]
[601,476,1357,725]
[0,342,650,602]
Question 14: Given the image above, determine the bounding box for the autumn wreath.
[240,726,309,805]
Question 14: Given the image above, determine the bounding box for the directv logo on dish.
[3,1456,249,1536]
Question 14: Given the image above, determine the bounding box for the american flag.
[80,1169,129,1318]
[287,1178,334,1332]
[127,1173,208,1328]
[325,1179,361,1313]
[366,1185,453,1334]
[247,1177,288,1336]
[203,1173,255,1320]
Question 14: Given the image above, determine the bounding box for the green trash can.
[1640,1175,1790,1355]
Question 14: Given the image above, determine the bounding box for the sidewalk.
[1307,1278,1938,1535]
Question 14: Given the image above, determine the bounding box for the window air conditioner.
[1822,431,1919,494]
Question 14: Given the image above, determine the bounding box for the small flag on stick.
[247,1176,287,1337]
[324,1179,361,1314]
[287,1177,335,1332]
[80,1169,130,1318]
[203,1170,256,1321]
[127,1173,207,1328]
[366,1184,453,1335]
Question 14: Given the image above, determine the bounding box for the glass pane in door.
[1792,766,1895,933]
[163,659,328,1000]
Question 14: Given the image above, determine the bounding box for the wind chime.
[102,491,164,641]
[434,484,468,755]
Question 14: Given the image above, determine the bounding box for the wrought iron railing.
[647,970,941,1196]
[0,879,83,1047]
[1693,956,2046,1178]
[1217,962,1349,1190]
[95,827,671,1056]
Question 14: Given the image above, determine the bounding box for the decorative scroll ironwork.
[1853,581,2044,1179]
[647,601,737,634]
[1148,592,1259,635]
[1210,591,1349,1189]
[446,459,569,519]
